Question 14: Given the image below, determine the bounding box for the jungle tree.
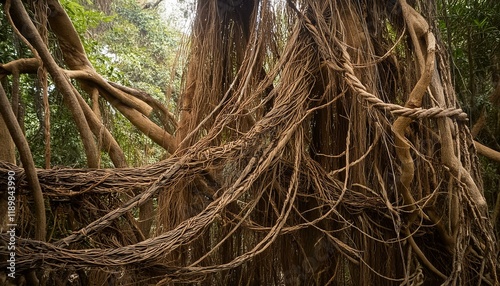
[0,0,499,285]
[438,0,500,230]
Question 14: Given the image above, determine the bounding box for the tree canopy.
[0,0,499,285]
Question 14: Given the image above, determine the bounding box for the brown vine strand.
[295,4,468,122]
[342,54,468,121]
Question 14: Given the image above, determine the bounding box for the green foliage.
[111,111,165,166]
[0,9,33,61]
[0,6,88,167]
[85,0,183,166]
[438,0,500,199]
[0,11,16,62]
[66,0,184,166]
[0,0,184,167]
[93,0,182,97]
[61,0,114,35]
[439,0,500,108]
[22,80,88,168]
[480,156,500,205]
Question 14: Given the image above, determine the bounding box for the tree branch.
[474,140,500,162]
[44,0,178,152]
[45,0,153,116]
[101,92,177,154]
[72,85,129,168]
[108,81,177,133]
[0,58,40,79]
[0,82,46,242]
[7,0,100,168]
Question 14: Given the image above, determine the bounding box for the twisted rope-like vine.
[294,5,468,122]
[341,52,468,121]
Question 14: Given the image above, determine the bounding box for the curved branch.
[7,0,99,168]
[392,0,435,220]
[0,60,129,168]
[102,93,177,154]
[108,81,177,133]
[405,229,447,280]
[64,70,153,116]
[0,82,46,242]
[474,141,500,162]
[0,58,40,79]
[43,0,179,154]
[72,85,128,168]
[46,0,152,116]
